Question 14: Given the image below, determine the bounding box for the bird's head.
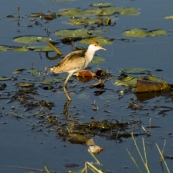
[88,42,106,52]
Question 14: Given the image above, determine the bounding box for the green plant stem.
[156,143,170,173]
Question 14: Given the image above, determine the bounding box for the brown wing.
[51,50,87,73]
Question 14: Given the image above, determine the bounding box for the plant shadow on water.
[1,0,173,172]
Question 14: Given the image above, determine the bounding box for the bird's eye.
[95,45,97,46]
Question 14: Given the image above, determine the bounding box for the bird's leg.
[63,73,73,100]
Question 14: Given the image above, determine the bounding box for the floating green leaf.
[115,76,137,86]
[30,13,42,17]
[29,69,41,75]
[120,68,150,74]
[123,28,167,38]
[92,56,105,64]
[0,76,11,81]
[0,45,9,51]
[28,46,53,52]
[13,69,26,74]
[99,6,120,16]
[55,29,103,38]
[82,8,103,16]
[124,29,148,37]
[10,47,28,52]
[40,78,53,84]
[54,78,66,83]
[14,36,52,44]
[90,2,111,7]
[80,37,113,45]
[17,82,34,87]
[52,0,74,2]
[70,16,116,25]
[148,30,167,37]
[58,8,82,16]
[164,15,173,19]
[120,8,140,15]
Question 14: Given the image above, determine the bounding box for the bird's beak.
[101,47,106,51]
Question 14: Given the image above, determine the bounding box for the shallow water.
[1,0,173,172]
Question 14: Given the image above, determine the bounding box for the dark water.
[0,0,173,172]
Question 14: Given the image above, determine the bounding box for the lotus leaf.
[120,8,140,15]
[90,2,111,7]
[123,29,148,37]
[124,28,167,38]
[40,78,53,84]
[30,46,53,52]
[115,76,137,86]
[0,77,11,81]
[148,30,167,37]
[14,36,52,44]
[80,37,113,45]
[10,47,28,52]
[99,6,120,16]
[82,8,103,16]
[17,82,34,87]
[29,69,41,75]
[120,68,150,74]
[58,8,82,16]
[164,15,173,19]
[55,29,103,38]
[0,46,9,51]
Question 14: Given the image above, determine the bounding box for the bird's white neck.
[85,49,96,64]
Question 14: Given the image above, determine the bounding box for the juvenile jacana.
[50,42,106,99]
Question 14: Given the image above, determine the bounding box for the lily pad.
[123,28,167,38]
[30,13,43,17]
[40,78,53,84]
[55,29,103,38]
[0,45,9,51]
[17,82,34,87]
[29,69,41,75]
[54,78,66,82]
[28,46,53,52]
[120,8,140,15]
[0,76,11,81]
[115,76,137,87]
[120,68,150,74]
[80,37,113,45]
[90,2,111,7]
[82,8,103,16]
[123,29,148,37]
[13,69,26,74]
[164,15,173,19]
[14,36,52,44]
[99,6,121,16]
[10,47,28,52]
[148,30,167,37]
[58,8,82,16]
[92,56,105,64]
